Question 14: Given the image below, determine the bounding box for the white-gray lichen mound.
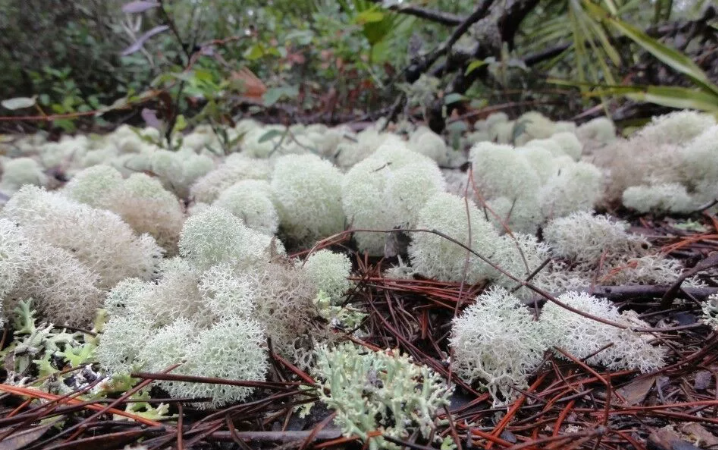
[451,287,546,403]
[408,192,499,283]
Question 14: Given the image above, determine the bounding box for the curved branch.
[367,0,463,26]
[405,0,496,83]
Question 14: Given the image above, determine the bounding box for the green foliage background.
[0,0,715,131]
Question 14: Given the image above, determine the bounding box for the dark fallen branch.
[425,0,540,132]
[367,0,463,26]
[525,285,718,306]
[405,0,496,84]
[524,43,571,67]
[660,253,718,309]
[210,429,342,443]
[131,372,305,390]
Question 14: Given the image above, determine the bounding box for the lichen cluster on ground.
[0,111,717,449]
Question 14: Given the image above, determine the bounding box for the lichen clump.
[0,111,708,415]
[314,343,451,450]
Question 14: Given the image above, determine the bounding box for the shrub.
[0,218,29,299]
[484,112,509,128]
[198,263,256,320]
[148,149,214,198]
[97,315,153,376]
[249,261,323,368]
[636,110,715,145]
[408,127,449,165]
[515,146,559,183]
[596,139,684,204]
[600,254,693,286]
[63,167,185,253]
[145,258,205,327]
[104,174,185,255]
[550,132,583,160]
[136,318,195,379]
[491,233,551,299]
[681,125,718,194]
[523,138,565,159]
[385,160,447,229]
[6,238,103,327]
[486,196,543,235]
[513,112,561,146]
[103,278,150,319]
[241,125,287,158]
[335,129,404,168]
[491,121,516,144]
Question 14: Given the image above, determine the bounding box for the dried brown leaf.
[616,375,655,406]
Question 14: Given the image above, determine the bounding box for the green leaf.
[87,95,100,109]
[53,119,76,133]
[2,96,37,110]
[263,86,299,107]
[62,96,75,112]
[97,96,130,116]
[193,68,214,83]
[167,72,196,83]
[285,30,314,45]
[174,114,188,132]
[600,0,618,15]
[60,343,96,368]
[465,60,488,76]
[443,93,466,105]
[445,121,468,133]
[258,129,284,143]
[626,86,718,113]
[371,40,391,63]
[34,354,58,378]
[603,14,718,96]
[244,44,265,61]
[557,79,718,114]
[354,9,384,25]
[266,47,283,58]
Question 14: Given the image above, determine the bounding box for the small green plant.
[1,300,97,387]
[314,342,452,450]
